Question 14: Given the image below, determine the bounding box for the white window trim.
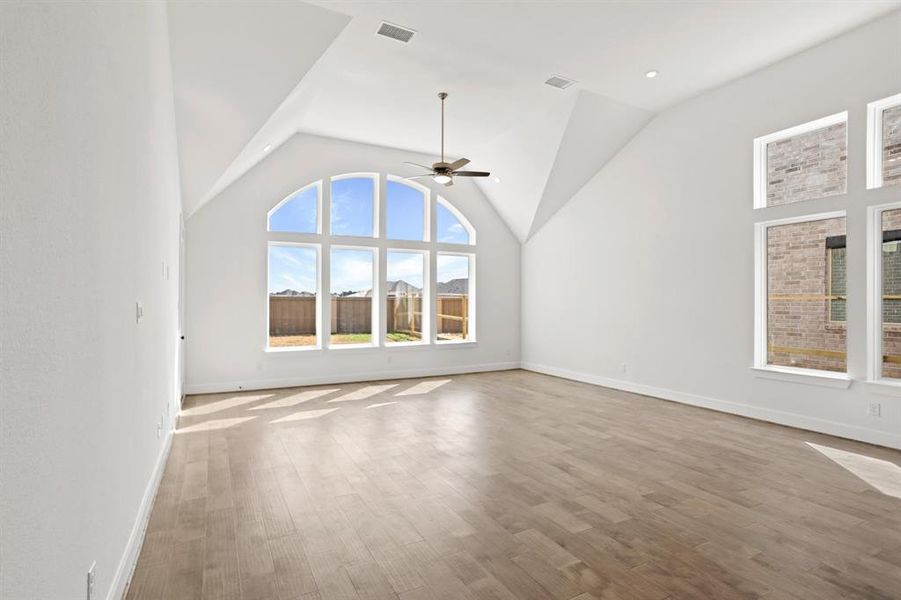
[267,173,477,352]
[752,111,848,209]
[436,251,476,344]
[753,210,849,381]
[866,94,901,190]
[751,365,850,389]
[265,241,322,352]
[866,201,901,389]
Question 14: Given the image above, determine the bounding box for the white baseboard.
[107,428,174,600]
[185,361,521,395]
[521,362,900,450]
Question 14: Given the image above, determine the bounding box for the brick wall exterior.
[883,104,901,187]
[765,210,901,376]
[882,208,901,378]
[766,122,847,206]
[767,217,846,372]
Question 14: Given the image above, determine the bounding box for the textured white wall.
[185,134,521,393]
[0,3,183,598]
[522,13,901,449]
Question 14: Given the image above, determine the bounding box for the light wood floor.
[125,370,901,600]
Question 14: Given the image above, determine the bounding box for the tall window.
[867,94,901,189]
[437,253,472,342]
[268,244,319,348]
[758,214,847,374]
[266,173,476,350]
[386,250,426,344]
[330,248,375,346]
[869,205,901,381]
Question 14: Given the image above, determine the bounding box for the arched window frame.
[266,172,476,352]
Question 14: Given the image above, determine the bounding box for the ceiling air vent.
[377,21,416,43]
[544,75,576,90]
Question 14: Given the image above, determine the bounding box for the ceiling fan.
[403,92,491,187]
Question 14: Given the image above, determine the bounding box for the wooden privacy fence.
[269,296,316,335]
[437,296,468,336]
[387,296,423,337]
[270,294,468,336]
[331,297,371,334]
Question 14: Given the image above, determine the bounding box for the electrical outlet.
[135,302,144,324]
[86,562,95,600]
[157,416,162,439]
[868,402,881,417]
[620,362,627,373]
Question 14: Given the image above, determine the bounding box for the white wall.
[185,134,520,393]
[0,3,183,599]
[522,12,901,449]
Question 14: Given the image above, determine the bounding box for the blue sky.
[331,248,373,294]
[269,245,316,294]
[269,178,471,294]
[331,177,374,237]
[437,203,469,244]
[269,185,318,233]
[438,254,469,283]
[387,251,424,288]
[387,181,425,241]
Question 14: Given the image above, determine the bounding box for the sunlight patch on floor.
[366,401,397,409]
[181,394,274,416]
[271,407,340,423]
[807,442,901,499]
[177,417,256,433]
[328,384,398,403]
[395,379,452,396]
[250,388,339,410]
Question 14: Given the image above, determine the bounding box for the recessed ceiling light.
[263,144,272,153]
[645,69,659,79]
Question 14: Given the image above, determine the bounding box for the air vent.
[377,21,416,43]
[544,75,576,89]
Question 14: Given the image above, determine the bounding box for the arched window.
[266,173,476,351]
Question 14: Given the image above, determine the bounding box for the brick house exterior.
[763,115,901,375]
[766,122,846,207]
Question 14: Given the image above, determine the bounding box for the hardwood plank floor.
[125,370,901,600]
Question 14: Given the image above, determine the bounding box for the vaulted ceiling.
[170,0,896,240]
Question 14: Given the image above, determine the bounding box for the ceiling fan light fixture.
[433,174,452,185]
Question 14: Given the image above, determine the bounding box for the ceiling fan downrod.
[439,91,447,164]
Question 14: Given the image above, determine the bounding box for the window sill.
[435,340,477,348]
[751,365,851,389]
[863,379,901,396]
[385,341,428,349]
[329,343,378,350]
[265,345,322,354]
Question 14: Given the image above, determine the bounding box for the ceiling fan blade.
[403,161,434,171]
[404,175,433,180]
[453,171,490,177]
[448,157,470,171]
